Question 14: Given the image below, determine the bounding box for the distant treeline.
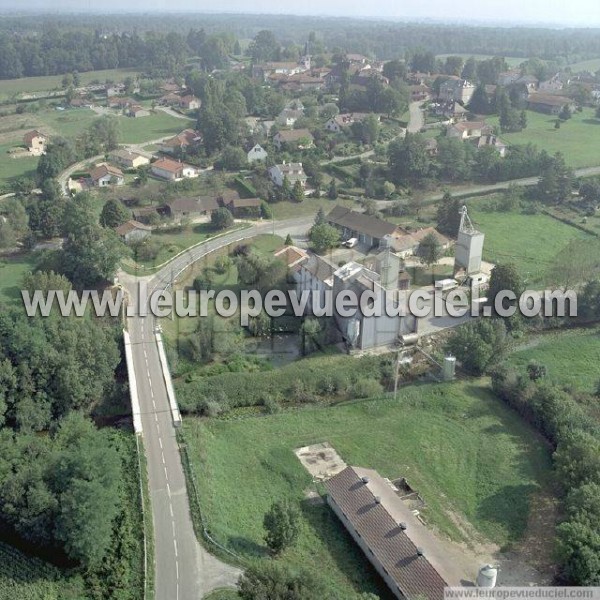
[2,14,600,80]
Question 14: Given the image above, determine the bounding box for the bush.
[351,378,384,399]
[176,354,393,413]
[213,255,232,274]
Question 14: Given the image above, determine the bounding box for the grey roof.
[325,466,450,600]
[299,254,336,284]
[327,206,397,240]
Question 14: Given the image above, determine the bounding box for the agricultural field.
[183,380,552,597]
[566,58,600,73]
[508,327,600,393]
[488,108,600,168]
[467,202,590,285]
[0,68,140,101]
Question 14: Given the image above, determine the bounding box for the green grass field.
[468,204,590,284]
[0,68,139,100]
[117,111,192,144]
[508,327,600,393]
[37,108,100,138]
[183,380,552,596]
[0,253,36,305]
[489,108,600,168]
[36,109,185,145]
[270,196,356,220]
[0,144,39,187]
[567,58,600,73]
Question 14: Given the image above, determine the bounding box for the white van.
[343,238,358,248]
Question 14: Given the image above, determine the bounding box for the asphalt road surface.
[121,216,314,599]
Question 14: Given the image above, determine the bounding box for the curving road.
[121,216,314,600]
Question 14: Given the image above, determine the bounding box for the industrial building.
[325,466,454,600]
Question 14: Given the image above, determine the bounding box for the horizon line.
[1,9,600,29]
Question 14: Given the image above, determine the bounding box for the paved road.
[126,311,241,600]
[372,165,600,210]
[120,216,314,600]
[407,101,425,133]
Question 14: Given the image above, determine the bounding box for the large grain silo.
[454,206,485,275]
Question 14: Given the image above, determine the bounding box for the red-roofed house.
[159,129,202,155]
[151,158,198,181]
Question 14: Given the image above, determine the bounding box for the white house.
[90,163,125,187]
[128,105,151,118]
[324,112,372,133]
[268,162,308,188]
[439,78,476,104]
[110,149,150,169]
[23,130,47,156]
[277,108,303,127]
[151,158,198,181]
[447,121,491,140]
[247,144,268,163]
[115,220,152,242]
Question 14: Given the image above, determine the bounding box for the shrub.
[351,378,384,399]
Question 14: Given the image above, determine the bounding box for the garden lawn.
[508,327,600,393]
[117,111,191,144]
[0,143,38,188]
[269,196,356,220]
[468,205,590,285]
[488,108,600,168]
[183,380,552,596]
[0,253,36,305]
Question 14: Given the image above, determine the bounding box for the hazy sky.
[4,0,600,26]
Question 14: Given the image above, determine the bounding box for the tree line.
[4,14,600,78]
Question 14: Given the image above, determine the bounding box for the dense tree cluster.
[491,366,600,585]
[0,308,120,430]
[445,319,510,376]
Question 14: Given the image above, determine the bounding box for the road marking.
[166,483,171,496]
[159,438,163,449]
[169,503,174,518]
[162,453,166,465]
[176,560,179,580]
[164,466,169,480]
